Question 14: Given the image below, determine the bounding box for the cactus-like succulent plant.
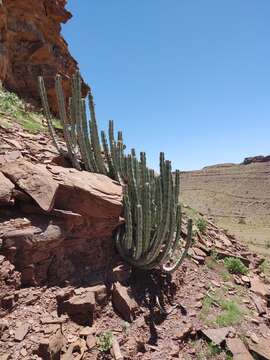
[38,71,192,273]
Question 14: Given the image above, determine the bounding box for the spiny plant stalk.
[39,72,192,273]
[55,75,81,170]
[38,77,65,156]
[88,88,106,174]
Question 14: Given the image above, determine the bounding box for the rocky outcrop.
[0,0,89,114]
[0,159,122,286]
[243,155,270,165]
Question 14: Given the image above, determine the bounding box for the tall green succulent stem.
[55,75,81,170]
[88,88,106,174]
[38,76,65,156]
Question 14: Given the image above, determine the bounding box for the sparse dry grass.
[200,291,245,328]
[0,87,62,134]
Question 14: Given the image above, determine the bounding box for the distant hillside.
[180,159,270,257]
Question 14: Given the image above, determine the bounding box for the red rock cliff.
[0,0,89,113]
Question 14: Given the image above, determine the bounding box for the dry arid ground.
[180,162,270,258]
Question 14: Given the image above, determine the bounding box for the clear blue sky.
[63,0,270,171]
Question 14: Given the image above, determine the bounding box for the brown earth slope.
[180,160,270,258]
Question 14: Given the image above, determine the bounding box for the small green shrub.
[96,331,113,352]
[207,342,222,357]
[221,271,231,282]
[0,87,61,134]
[200,292,244,327]
[224,257,248,275]
[215,299,243,326]
[196,218,207,233]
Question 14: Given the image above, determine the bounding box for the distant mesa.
[202,163,237,170]
[201,155,270,170]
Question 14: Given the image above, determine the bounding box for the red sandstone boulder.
[62,292,96,325]
[1,160,58,211]
[0,159,122,286]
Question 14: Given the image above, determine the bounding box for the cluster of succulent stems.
[38,71,193,273]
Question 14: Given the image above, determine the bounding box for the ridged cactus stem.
[88,88,106,174]
[38,76,65,156]
[127,154,139,210]
[117,131,124,181]
[162,219,193,273]
[134,204,143,260]
[55,75,81,170]
[101,130,114,178]
[71,72,91,171]
[140,152,147,186]
[108,120,120,181]
[142,182,151,255]
[123,186,133,252]
[81,99,97,172]
[170,204,182,255]
[68,97,77,146]
[160,152,165,193]
[174,170,180,202]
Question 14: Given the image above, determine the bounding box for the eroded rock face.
[0,0,89,113]
[243,155,270,165]
[0,159,122,286]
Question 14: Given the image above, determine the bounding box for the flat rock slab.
[173,324,193,341]
[201,327,232,345]
[251,294,267,316]
[248,338,270,360]
[37,329,65,359]
[1,159,122,217]
[0,172,14,204]
[0,150,22,165]
[14,323,30,341]
[226,338,253,360]
[112,282,137,322]
[250,276,269,298]
[62,292,96,325]
[1,160,58,211]
[48,165,122,218]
